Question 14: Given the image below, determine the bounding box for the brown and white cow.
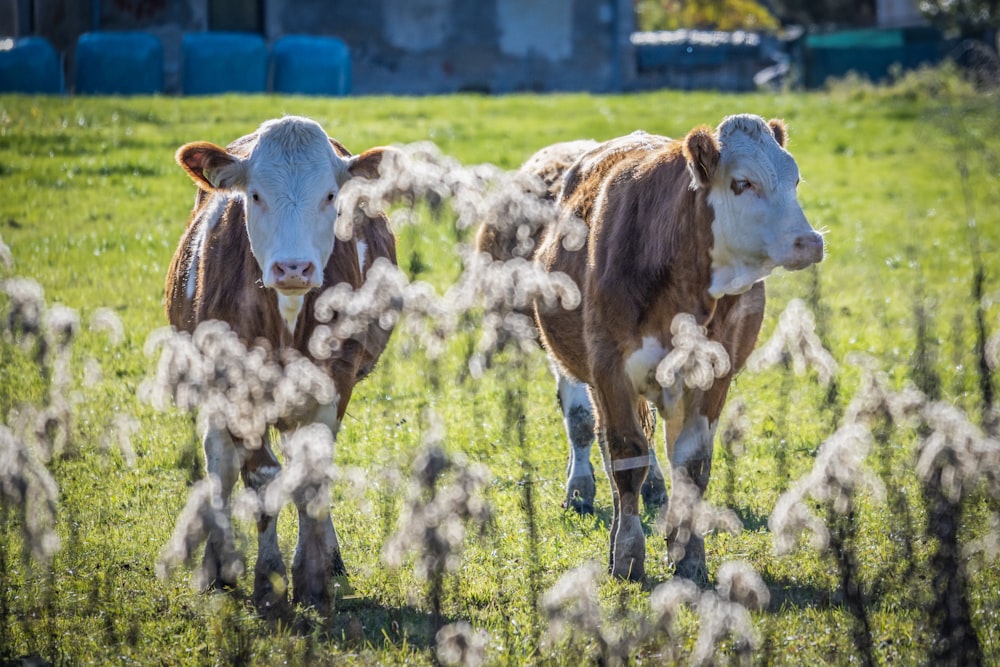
[165,116,397,608]
[499,114,823,581]
[476,137,671,515]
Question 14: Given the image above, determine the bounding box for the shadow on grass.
[763,577,837,612]
[332,599,444,649]
[256,596,449,652]
[733,505,770,532]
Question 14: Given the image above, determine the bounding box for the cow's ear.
[342,146,403,184]
[768,119,788,148]
[176,141,246,191]
[682,126,720,189]
[328,137,352,158]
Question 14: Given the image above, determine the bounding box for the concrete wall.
[876,0,925,28]
[276,0,633,94]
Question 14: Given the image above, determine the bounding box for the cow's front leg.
[200,427,244,591]
[292,506,345,608]
[241,439,287,611]
[664,390,717,582]
[593,380,650,582]
[637,400,668,509]
[642,449,668,509]
[287,414,345,609]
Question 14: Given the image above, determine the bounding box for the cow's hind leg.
[592,379,649,581]
[557,373,666,514]
[557,372,597,514]
[200,427,244,591]
[241,437,288,611]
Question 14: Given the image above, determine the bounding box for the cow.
[476,139,671,515]
[484,114,823,582]
[165,116,398,608]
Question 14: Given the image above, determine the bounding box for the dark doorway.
[209,0,264,33]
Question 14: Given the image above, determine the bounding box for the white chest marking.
[278,294,304,334]
[355,240,368,274]
[625,336,669,399]
[624,336,692,413]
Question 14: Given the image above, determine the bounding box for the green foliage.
[919,0,1000,34]
[0,71,999,665]
[635,0,779,32]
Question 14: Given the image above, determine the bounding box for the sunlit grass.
[1,69,999,664]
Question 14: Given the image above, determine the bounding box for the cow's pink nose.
[793,232,824,265]
[269,260,318,290]
[784,232,823,271]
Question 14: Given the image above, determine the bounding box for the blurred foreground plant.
[382,413,492,641]
[541,558,769,665]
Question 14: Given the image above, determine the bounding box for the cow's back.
[475,139,597,263]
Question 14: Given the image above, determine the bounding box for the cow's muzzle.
[781,231,824,271]
[268,260,320,294]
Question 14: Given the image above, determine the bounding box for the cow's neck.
[277,294,304,334]
[708,260,773,299]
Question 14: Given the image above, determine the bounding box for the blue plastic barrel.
[75,31,164,95]
[182,32,268,95]
[272,35,351,96]
[0,36,64,94]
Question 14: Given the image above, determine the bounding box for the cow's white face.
[225,117,347,296]
[689,114,823,298]
[177,116,392,331]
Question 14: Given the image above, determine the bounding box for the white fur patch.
[557,373,591,413]
[186,195,229,301]
[278,293,304,334]
[671,415,717,468]
[313,400,342,438]
[185,230,202,301]
[625,336,669,401]
[356,240,368,274]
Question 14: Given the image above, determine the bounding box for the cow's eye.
[731,179,753,195]
[327,193,335,202]
[251,192,260,203]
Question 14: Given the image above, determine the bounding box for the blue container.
[182,32,267,95]
[75,31,164,95]
[0,36,64,94]
[272,35,351,96]
[804,27,947,88]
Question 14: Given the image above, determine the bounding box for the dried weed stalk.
[382,413,492,634]
[541,559,769,666]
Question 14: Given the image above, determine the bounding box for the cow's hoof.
[291,563,335,611]
[292,583,330,611]
[611,514,646,581]
[670,533,707,585]
[198,547,243,593]
[641,471,668,510]
[563,475,597,515]
[253,570,288,612]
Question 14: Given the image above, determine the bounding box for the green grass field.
[1,67,999,665]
